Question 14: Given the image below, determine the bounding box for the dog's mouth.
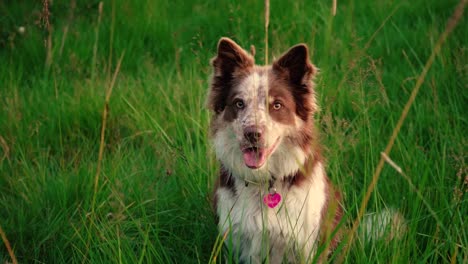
[241,138,280,169]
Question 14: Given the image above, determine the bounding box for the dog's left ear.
[273,44,317,85]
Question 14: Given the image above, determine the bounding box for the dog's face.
[208,38,318,182]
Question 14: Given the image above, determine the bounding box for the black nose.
[244,126,263,143]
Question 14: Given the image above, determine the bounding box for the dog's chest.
[217,174,326,248]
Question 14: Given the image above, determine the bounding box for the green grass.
[0,0,466,263]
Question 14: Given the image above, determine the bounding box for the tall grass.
[0,0,466,263]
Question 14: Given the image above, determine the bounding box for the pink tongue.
[243,150,266,168]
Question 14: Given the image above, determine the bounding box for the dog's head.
[208,37,318,182]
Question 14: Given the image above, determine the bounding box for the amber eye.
[273,101,282,110]
[235,100,245,109]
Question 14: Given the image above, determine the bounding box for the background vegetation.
[0,0,466,263]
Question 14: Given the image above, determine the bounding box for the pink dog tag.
[263,192,282,208]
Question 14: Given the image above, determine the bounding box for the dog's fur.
[208,37,342,263]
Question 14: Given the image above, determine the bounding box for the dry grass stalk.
[42,0,53,69]
[0,135,10,163]
[0,225,18,264]
[332,0,337,16]
[264,0,270,65]
[92,51,125,215]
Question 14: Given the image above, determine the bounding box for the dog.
[208,37,342,263]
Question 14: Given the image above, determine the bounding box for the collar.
[244,175,277,191]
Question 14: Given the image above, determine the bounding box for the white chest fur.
[216,162,327,263]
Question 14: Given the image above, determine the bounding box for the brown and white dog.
[208,37,342,263]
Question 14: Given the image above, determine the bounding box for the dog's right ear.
[209,38,254,114]
[211,38,254,77]
[272,44,316,86]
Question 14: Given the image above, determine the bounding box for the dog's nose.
[244,126,263,143]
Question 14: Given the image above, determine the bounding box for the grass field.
[0,0,466,263]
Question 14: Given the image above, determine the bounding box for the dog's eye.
[273,102,282,110]
[235,100,245,109]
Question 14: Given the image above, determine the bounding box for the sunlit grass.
[0,0,466,263]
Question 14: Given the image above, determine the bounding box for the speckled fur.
[208,38,342,263]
